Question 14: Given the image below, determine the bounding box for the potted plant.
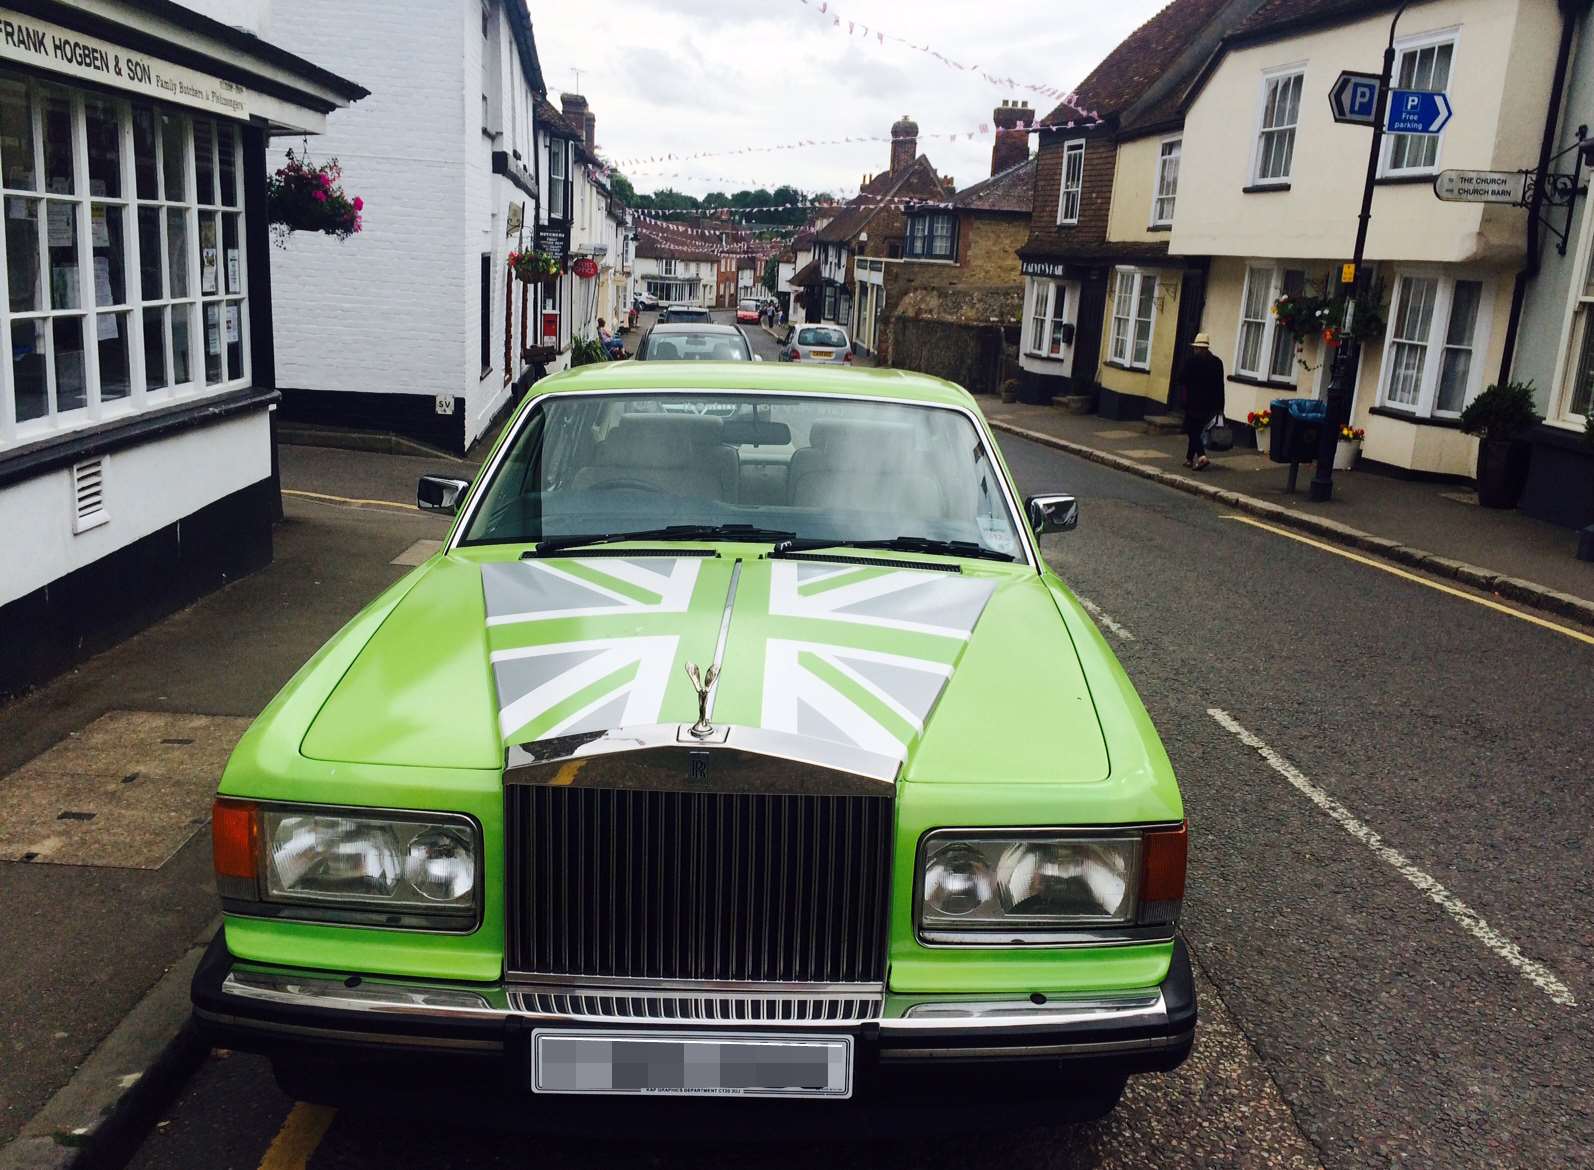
[1247,410,1271,457]
[1459,381,1541,509]
[1333,425,1365,471]
[266,149,363,243]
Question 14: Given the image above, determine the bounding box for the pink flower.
[319,172,332,189]
[311,189,327,203]
[352,196,364,211]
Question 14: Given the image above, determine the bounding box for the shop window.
[1109,270,1157,370]
[1,75,248,447]
[1378,273,1487,418]
[1028,280,1070,358]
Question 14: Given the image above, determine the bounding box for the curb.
[0,924,218,1170]
[989,419,1594,629]
[278,425,470,464]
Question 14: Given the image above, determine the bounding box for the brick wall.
[1027,133,1116,249]
[876,213,1027,365]
[265,0,472,420]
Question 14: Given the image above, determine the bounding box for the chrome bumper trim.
[219,970,1169,1041]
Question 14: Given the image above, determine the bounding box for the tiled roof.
[535,94,584,140]
[816,157,947,242]
[789,258,820,286]
[950,157,1036,214]
[1040,0,1235,125]
[1234,0,1389,37]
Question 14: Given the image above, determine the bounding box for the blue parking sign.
[1386,90,1453,134]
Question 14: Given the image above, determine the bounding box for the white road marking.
[1079,597,1135,641]
[1207,707,1577,1008]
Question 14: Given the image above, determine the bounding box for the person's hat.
[1192,333,1211,348]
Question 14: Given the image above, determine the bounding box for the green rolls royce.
[192,362,1192,1124]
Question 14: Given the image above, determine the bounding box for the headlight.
[919,825,1186,942]
[213,800,479,931]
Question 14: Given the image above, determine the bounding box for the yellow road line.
[282,487,414,512]
[257,1103,336,1170]
[1222,514,1594,646]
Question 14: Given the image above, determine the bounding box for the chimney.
[583,112,596,153]
[890,114,918,175]
[991,99,1032,176]
[559,92,591,149]
[941,174,956,196]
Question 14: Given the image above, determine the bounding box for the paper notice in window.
[97,314,119,341]
[47,202,72,247]
[91,206,109,248]
[207,323,220,356]
[225,305,240,344]
[227,250,240,292]
[93,256,113,304]
[201,248,218,295]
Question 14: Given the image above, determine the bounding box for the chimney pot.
[990,100,1031,176]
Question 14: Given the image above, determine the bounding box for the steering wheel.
[592,478,659,493]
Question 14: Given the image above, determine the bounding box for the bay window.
[1028,280,1070,358]
[1379,272,1488,418]
[1109,270,1157,370]
[1235,265,1305,381]
[1,71,248,448]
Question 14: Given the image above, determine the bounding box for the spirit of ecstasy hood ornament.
[683,662,719,739]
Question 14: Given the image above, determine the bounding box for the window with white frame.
[1383,35,1454,175]
[1379,272,1487,417]
[1108,270,1157,369]
[2,72,247,446]
[1152,138,1180,225]
[1253,70,1303,185]
[1235,266,1305,380]
[548,139,566,219]
[1555,218,1594,425]
[1027,280,1070,358]
[1057,140,1084,224]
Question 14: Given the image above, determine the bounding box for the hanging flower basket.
[1271,293,1329,341]
[266,148,363,244]
[571,257,599,279]
[509,250,560,284]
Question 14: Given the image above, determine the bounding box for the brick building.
[879,101,1038,393]
[1016,0,1265,413]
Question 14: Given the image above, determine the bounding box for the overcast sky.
[528,0,1168,200]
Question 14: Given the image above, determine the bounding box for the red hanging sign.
[571,257,599,279]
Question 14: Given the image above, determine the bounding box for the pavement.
[4,355,1592,1169]
[983,400,1594,613]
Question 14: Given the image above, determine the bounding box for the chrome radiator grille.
[505,786,892,984]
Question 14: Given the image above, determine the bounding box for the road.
[117,370,1592,1168]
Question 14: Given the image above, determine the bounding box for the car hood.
[300,552,1109,784]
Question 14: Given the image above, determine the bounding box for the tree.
[701,191,731,210]
[650,187,700,211]
[762,255,781,294]
[609,171,637,206]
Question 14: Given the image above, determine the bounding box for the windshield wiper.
[770,536,1016,563]
[530,524,797,557]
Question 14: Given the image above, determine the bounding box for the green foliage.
[608,171,637,206]
[570,335,608,366]
[762,256,781,294]
[1459,381,1541,440]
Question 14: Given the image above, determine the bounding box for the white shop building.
[0,0,362,697]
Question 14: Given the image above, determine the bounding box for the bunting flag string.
[630,191,920,222]
[787,0,1089,104]
[611,110,1100,173]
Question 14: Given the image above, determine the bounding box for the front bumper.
[191,931,1194,1107]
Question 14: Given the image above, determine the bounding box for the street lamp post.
[1310,2,1409,503]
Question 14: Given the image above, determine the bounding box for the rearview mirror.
[1026,493,1078,536]
[418,475,471,515]
[721,420,792,447]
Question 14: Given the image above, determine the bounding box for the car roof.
[531,359,975,407]
[796,324,849,335]
[648,323,743,335]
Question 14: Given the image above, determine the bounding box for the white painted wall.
[0,412,270,605]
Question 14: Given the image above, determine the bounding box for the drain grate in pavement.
[391,538,442,566]
[0,710,252,869]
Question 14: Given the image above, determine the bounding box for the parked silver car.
[782,324,853,365]
[635,323,756,361]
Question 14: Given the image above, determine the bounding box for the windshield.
[641,332,750,361]
[798,327,847,348]
[460,392,1025,558]
[738,300,759,311]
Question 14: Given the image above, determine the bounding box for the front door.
[1170,268,1207,413]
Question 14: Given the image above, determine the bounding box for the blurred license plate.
[809,349,834,359]
[532,1030,852,1098]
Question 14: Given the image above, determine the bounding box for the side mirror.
[418,475,471,515]
[1026,493,1079,536]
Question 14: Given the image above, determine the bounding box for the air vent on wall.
[71,457,108,534]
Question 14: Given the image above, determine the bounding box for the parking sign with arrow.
[1330,71,1382,126]
[1386,90,1453,134]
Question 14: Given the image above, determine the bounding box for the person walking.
[1178,333,1225,471]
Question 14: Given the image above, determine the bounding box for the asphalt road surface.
[121,398,1592,1169]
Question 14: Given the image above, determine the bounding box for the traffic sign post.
[1330,71,1382,126]
[1385,89,1452,135]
